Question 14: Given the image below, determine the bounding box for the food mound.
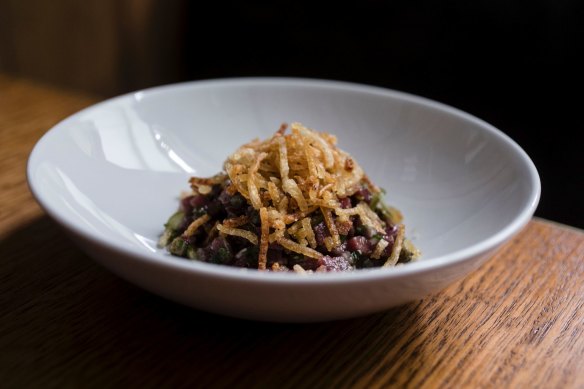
[159,122,419,272]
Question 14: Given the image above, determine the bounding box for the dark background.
[182,1,583,228]
[1,0,582,227]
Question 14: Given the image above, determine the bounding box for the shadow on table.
[0,216,432,388]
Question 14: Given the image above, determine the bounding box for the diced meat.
[339,197,352,209]
[380,224,398,257]
[319,255,354,271]
[189,194,209,209]
[313,222,329,248]
[330,242,348,256]
[347,236,372,255]
[205,200,224,218]
[289,255,321,271]
[353,187,372,203]
[205,236,233,265]
[219,190,247,217]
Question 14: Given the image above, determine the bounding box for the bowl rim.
[27,77,541,285]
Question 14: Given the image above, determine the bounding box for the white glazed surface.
[27,78,540,321]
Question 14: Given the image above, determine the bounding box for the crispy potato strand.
[182,214,210,238]
[216,224,258,245]
[248,152,267,209]
[222,215,250,228]
[371,239,389,260]
[277,237,323,260]
[258,207,269,270]
[321,207,341,248]
[301,217,317,249]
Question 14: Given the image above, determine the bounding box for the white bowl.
[27,78,540,321]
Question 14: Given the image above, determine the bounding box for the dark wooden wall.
[0,0,185,95]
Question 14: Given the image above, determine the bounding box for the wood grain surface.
[1,75,583,388]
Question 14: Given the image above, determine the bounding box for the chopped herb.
[165,211,185,231]
[211,247,231,264]
[187,245,197,259]
[169,237,189,256]
[370,193,381,210]
[158,228,175,247]
[230,194,245,208]
[248,210,260,226]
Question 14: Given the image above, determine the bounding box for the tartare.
[159,122,419,272]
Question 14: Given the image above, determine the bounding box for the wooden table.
[1,74,583,388]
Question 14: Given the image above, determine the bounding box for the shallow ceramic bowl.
[27,78,540,322]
